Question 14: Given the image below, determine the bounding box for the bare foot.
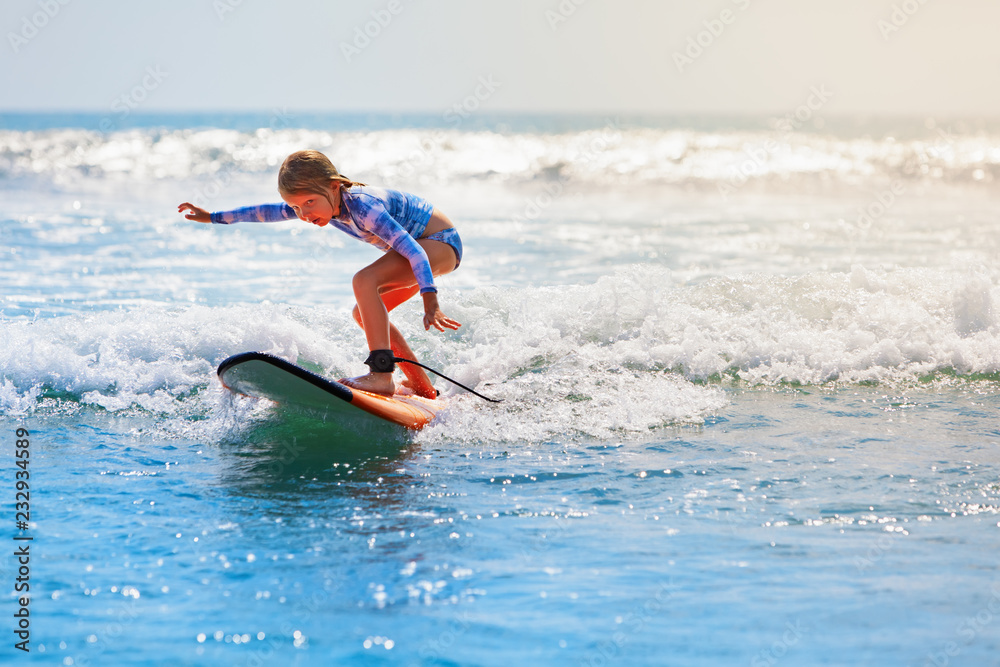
[341,372,395,396]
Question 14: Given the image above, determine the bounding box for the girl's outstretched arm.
[177,202,296,225]
[178,202,211,222]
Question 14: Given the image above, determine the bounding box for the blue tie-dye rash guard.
[210,186,439,293]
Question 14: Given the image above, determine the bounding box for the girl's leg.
[343,239,458,396]
[351,285,437,398]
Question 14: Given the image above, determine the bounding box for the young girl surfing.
[178,149,462,399]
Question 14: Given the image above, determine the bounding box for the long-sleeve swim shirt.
[210,186,439,293]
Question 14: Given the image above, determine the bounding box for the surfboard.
[216,352,445,430]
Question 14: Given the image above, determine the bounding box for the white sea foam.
[2,266,998,440]
[467,265,998,382]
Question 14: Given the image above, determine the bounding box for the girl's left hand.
[424,310,462,332]
[422,293,461,332]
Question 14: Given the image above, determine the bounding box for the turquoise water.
[2,113,1000,665]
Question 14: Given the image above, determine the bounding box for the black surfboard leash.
[393,356,503,403]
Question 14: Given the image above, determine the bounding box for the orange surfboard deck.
[217,352,445,430]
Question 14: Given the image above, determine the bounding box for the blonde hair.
[277,150,364,198]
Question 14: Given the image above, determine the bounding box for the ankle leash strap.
[363,349,396,373]
[362,350,503,403]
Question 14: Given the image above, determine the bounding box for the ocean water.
[2,112,1000,666]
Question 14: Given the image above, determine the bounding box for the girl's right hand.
[178,202,211,223]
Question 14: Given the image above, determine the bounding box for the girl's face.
[282,183,340,227]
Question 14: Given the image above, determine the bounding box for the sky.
[2,0,999,118]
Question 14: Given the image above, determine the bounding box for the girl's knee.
[352,266,380,294]
[351,305,363,327]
